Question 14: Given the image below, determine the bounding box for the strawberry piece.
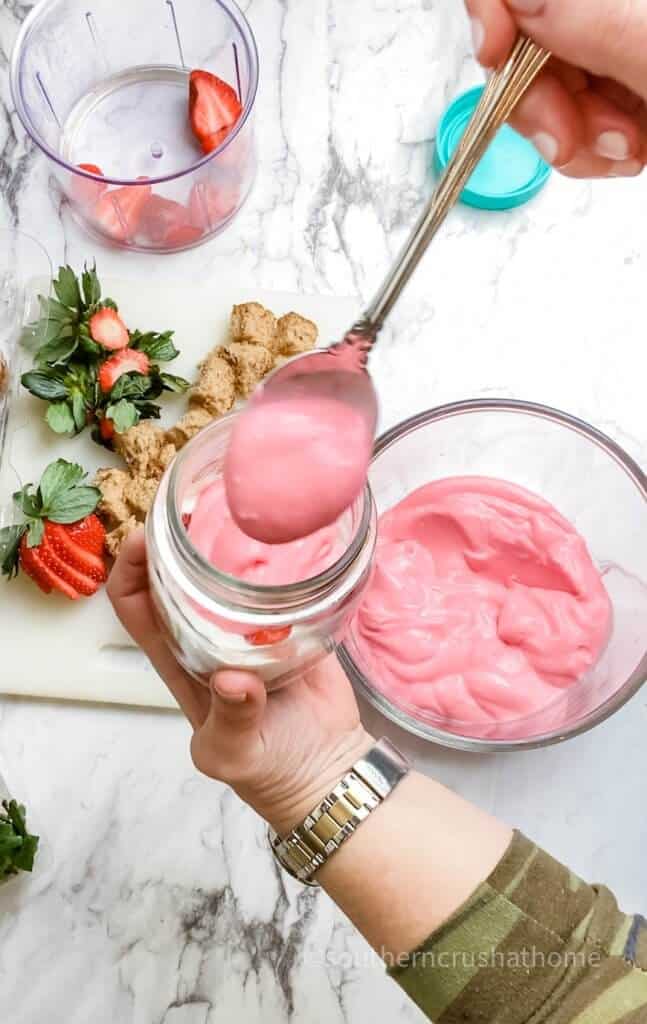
[19,535,80,600]
[98,348,151,392]
[99,416,115,442]
[65,515,106,557]
[139,195,202,247]
[44,523,107,584]
[246,626,292,646]
[93,182,152,243]
[189,70,242,155]
[90,308,130,351]
[74,164,108,207]
[182,512,192,529]
[189,181,240,231]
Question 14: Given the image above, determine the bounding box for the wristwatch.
[269,738,410,886]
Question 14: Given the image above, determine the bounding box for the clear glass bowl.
[147,414,377,689]
[10,0,258,253]
[339,400,647,752]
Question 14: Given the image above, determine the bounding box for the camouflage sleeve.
[388,831,647,1024]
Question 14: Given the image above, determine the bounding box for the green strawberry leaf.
[106,399,139,433]
[13,485,42,519]
[35,333,78,368]
[132,401,162,420]
[0,802,39,879]
[78,334,102,358]
[21,370,69,402]
[27,518,44,548]
[39,459,85,509]
[53,266,82,311]
[81,264,101,308]
[109,374,152,402]
[131,330,179,362]
[0,525,26,580]
[46,401,75,434]
[46,485,101,524]
[159,372,190,393]
[103,298,118,312]
[71,391,87,433]
[40,295,76,323]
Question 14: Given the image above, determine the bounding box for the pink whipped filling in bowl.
[339,400,647,752]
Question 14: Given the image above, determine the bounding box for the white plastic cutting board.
[0,275,359,709]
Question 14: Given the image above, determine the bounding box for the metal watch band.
[268,738,410,887]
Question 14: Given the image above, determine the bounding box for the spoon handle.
[358,37,550,340]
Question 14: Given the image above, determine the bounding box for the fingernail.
[596,131,630,161]
[470,17,485,60]
[211,678,248,703]
[532,132,559,165]
[507,0,545,12]
[609,159,643,177]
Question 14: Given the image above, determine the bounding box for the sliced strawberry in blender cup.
[92,181,152,242]
[139,195,203,247]
[188,70,243,154]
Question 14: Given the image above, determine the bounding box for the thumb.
[190,670,267,781]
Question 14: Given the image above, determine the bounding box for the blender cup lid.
[434,85,551,210]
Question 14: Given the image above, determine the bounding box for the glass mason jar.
[147,414,377,689]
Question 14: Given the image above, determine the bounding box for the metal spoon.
[263,38,550,429]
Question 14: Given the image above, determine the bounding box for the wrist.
[259,727,376,835]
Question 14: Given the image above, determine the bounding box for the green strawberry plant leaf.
[0,801,39,881]
[46,401,75,434]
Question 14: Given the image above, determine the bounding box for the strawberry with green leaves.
[0,459,108,601]
[21,264,189,447]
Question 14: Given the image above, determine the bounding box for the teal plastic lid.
[434,85,551,210]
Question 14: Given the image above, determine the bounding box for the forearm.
[315,770,512,957]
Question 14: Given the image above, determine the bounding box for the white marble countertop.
[1,2,647,1022]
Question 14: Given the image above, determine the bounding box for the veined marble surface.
[1,1,647,1022]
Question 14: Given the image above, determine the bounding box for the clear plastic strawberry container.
[10,0,259,253]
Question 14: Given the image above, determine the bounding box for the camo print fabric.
[389,832,647,1023]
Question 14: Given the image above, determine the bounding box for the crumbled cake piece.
[189,348,236,417]
[105,516,140,559]
[124,476,159,520]
[94,468,132,529]
[165,407,214,449]
[224,342,274,398]
[114,422,167,479]
[0,354,8,396]
[276,312,318,357]
[156,442,178,478]
[230,302,278,354]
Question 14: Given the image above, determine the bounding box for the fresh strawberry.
[19,537,79,600]
[139,195,202,247]
[74,164,108,206]
[92,182,152,243]
[2,459,107,601]
[65,514,106,556]
[189,181,240,231]
[98,348,151,392]
[90,308,130,351]
[44,522,107,584]
[189,70,242,154]
[246,626,292,646]
[99,416,115,442]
